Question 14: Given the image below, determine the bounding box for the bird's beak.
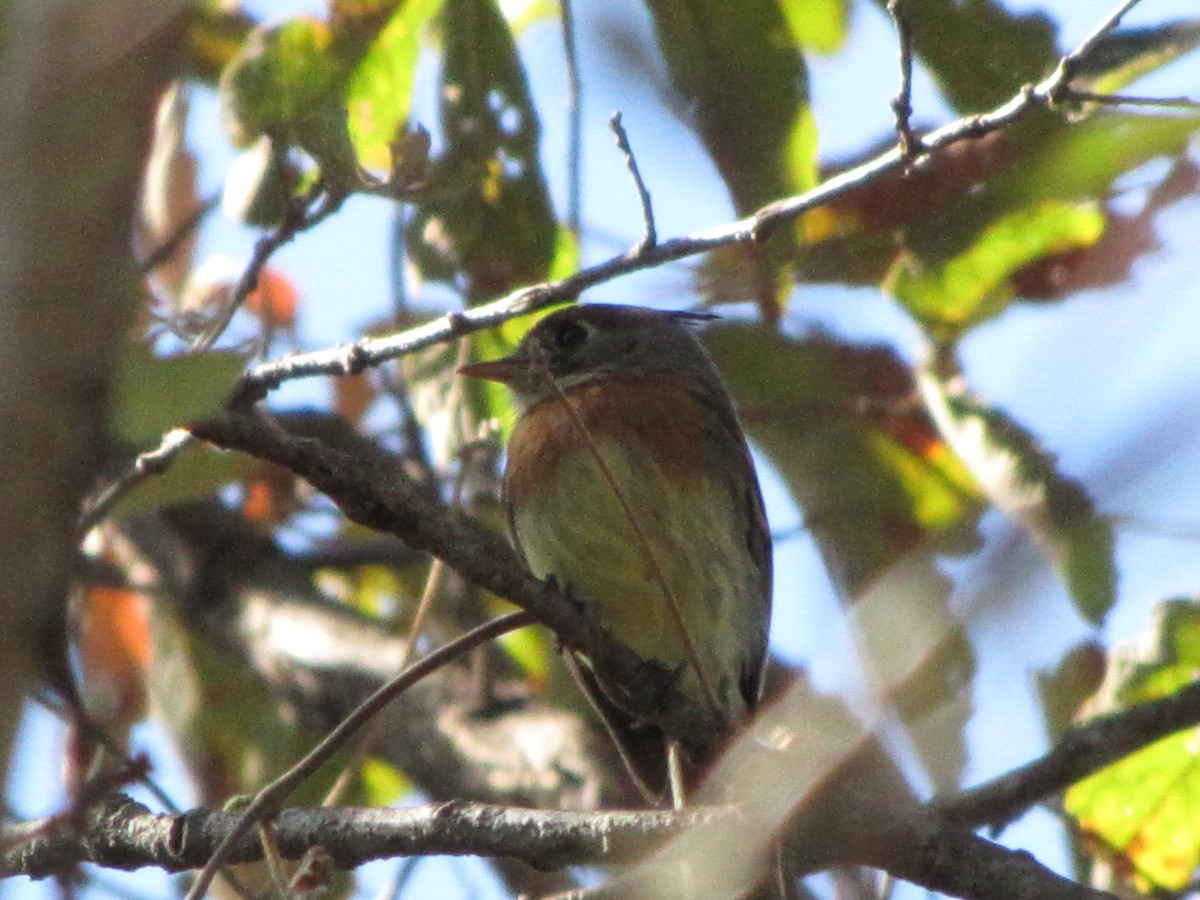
[457,355,525,384]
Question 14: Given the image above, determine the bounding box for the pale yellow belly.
[509,435,752,715]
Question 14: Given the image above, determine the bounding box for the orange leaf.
[78,586,152,730]
[245,267,299,328]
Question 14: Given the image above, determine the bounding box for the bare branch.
[2,794,712,878]
[935,676,1200,832]
[561,0,582,235]
[191,181,346,352]
[886,0,919,159]
[609,112,657,254]
[3,797,1118,900]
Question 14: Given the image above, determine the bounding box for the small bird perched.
[460,303,772,800]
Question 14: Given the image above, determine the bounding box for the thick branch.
[854,814,1114,900]
[4,797,1113,900]
[1,795,707,877]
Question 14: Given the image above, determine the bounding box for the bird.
[459,303,772,801]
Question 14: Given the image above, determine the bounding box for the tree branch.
[1,794,710,878]
[186,411,731,759]
[3,798,1115,900]
[935,676,1200,832]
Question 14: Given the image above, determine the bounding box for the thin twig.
[183,609,535,900]
[886,0,920,160]
[191,182,346,353]
[137,194,218,275]
[562,0,583,235]
[80,184,347,532]
[609,112,657,254]
[78,428,194,535]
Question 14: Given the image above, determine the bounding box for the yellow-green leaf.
[1065,600,1200,889]
[887,202,1105,338]
[345,0,446,171]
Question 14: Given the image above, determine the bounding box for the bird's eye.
[552,320,589,351]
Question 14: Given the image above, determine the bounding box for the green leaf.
[360,757,411,806]
[887,201,1105,338]
[916,357,1116,624]
[406,0,556,297]
[703,324,984,596]
[185,1,256,85]
[345,0,446,171]
[112,346,245,445]
[778,0,846,54]
[1065,599,1200,889]
[220,17,359,184]
[645,0,815,209]
[998,111,1200,208]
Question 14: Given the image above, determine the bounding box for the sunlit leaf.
[1065,599,1200,890]
[186,1,256,85]
[112,345,245,445]
[778,0,846,54]
[360,757,411,806]
[498,0,559,34]
[916,357,1116,624]
[345,0,446,171]
[887,201,1105,338]
[1013,157,1199,300]
[493,609,552,680]
[801,110,1200,301]
[997,111,1200,210]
